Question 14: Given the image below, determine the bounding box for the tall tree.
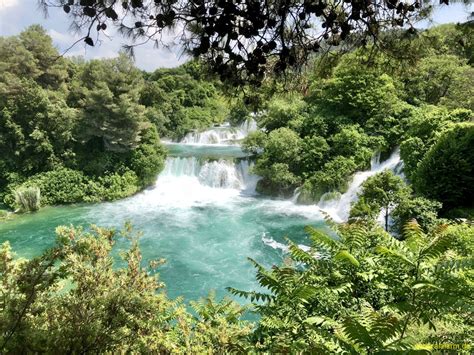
[351,170,409,231]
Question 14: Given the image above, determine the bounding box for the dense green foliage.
[0,26,229,211]
[0,18,472,353]
[244,23,473,220]
[1,220,472,353]
[350,171,410,231]
[140,62,229,139]
[350,171,442,235]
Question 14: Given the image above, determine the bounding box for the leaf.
[335,250,360,267]
[420,232,453,260]
[84,37,94,46]
[340,317,376,348]
[375,246,414,266]
[305,226,339,251]
[304,316,325,325]
[411,283,441,290]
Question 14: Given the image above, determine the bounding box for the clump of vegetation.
[243,24,473,205]
[14,186,40,212]
[229,221,473,352]
[0,225,252,353]
[0,26,238,210]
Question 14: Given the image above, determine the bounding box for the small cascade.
[317,149,403,222]
[199,160,243,189]
[180,119,257,145]
[160,156,201,177]
[291,187,301,203]
[159,156,257,192]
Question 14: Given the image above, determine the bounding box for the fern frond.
[247,258,283,294]
[335,250,360,267]
[403,219,426,253]
[287,241,317,265]
[340,317,378,348]
[375,246,414,266]
[226,287,273,302]
[305,226,340,252]
[292,285,318,302]
[420,232,453,261]
[343,223,367,251]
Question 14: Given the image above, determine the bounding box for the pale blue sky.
[0,1,472,71]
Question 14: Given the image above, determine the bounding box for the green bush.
[18,168,88,206]
[14,186,41,212]
[309,156,357,199]
[4,168,141,208]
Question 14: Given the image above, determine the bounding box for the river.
[0,120,401,301]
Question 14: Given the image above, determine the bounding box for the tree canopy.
[39,0,451,84]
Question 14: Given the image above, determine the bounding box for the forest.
[0,15,473,355]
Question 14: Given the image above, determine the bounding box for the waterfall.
[317,149,402,222]
[180,119,257,145]
[159,156,257,192]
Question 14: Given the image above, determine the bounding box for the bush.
[17,168,88,206]
[4,168,142,208]
[309,156,357,199]
[14,186,41,212]
[392,196,442,234]
[130,127,166,187]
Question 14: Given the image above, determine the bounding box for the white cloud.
[0,0,18,10]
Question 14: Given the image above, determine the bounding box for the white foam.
[180,119,257,145]
[262,235,311,253]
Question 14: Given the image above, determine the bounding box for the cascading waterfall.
[160,156,256,191]
[180,119,257,145]
[317,149,403,222]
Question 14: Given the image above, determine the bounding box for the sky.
[0,1,472,72]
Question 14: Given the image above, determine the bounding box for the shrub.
[18,168,87,206]
[14,186,41,212]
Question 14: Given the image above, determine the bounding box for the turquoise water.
[0,143,327,302]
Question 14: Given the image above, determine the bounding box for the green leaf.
[335,249,360,267]
[304,316,325,325]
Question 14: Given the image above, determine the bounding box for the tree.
[403,55,473,107]
[252,127,303,196]
[392,196,442,234]
[140,65,228,139]
[414,123,474,211]
[0,25,69,91]
[40,0,440,84]
[399,106,472,181]
[70,54,147,152]
[351,170,410,231]
[310,54,401,125]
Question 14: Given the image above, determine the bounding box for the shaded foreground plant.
[229,220,474,353]
[1,220,472,353]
